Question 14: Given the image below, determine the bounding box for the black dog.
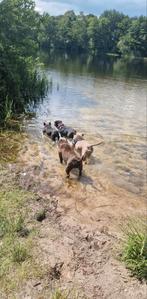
[54,120,76,139]
[43,122,59,141]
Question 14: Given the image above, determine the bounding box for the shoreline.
[0,130,146,298]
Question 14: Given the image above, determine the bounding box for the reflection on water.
[25,54,147,197]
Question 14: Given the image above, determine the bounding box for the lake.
[25,54,147,197]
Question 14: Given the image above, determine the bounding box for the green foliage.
[117,16,147,57]
[0,0,48,125]
[122,219,147,280]
[40,10,147,58]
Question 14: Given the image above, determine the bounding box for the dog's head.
[73,132,84,144]
[58,137,68,148]
[54,120,63,128]
[43,122,52,133]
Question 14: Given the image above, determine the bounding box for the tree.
[99,10,125,53]
[0,0,47,124]
[117,17,147,57]
[40,9,147,57]
[40,13,58,50]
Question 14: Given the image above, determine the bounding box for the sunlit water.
[24,55,147,198]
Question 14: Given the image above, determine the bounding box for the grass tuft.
[51,289,79,299]
[0,131,25,163]
[11,243,28,263]
[121,218,147,280]
[51,290,68,299]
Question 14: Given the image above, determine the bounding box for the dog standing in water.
[54,120,76,139]
[58,138,83,178]
[43,122,60,141]
[72,133,104,163]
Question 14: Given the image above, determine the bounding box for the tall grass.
[121,219,147,280]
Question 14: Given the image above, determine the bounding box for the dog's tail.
[89,141,104,147]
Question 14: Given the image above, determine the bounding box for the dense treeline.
[0,0,47,125]
[40,10,147,58]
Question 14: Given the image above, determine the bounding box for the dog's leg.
[59,152,63,164]
[65,168,70,178]
[79,162,83,177]
[84,158,87,165]
[65,164,70,178]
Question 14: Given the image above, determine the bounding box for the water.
[25,54,147,198]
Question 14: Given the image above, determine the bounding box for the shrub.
[122,219,147,280]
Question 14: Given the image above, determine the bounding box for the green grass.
[51,289,80,299]
[11,243,28,263]
[121,219,147,280]
[51,290,69,299]
[0,131,25,163]
[0,131,47,297]
[0,173,44,296]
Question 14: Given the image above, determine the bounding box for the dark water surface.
[26,54,147,196]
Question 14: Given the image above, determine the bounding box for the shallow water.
[25,55,147,198]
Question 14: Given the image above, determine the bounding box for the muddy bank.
[15,133,146,232]
[1,130,146,299]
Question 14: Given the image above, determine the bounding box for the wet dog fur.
[54,120,76,139]
[43,122,60,141]
[72,133,93,163]
[73,133,103,163]
[58,138,83,177]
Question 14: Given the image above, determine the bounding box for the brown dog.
[58,138,83,177]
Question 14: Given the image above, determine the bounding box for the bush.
[122,219,147,280]
[0,0,48,125]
